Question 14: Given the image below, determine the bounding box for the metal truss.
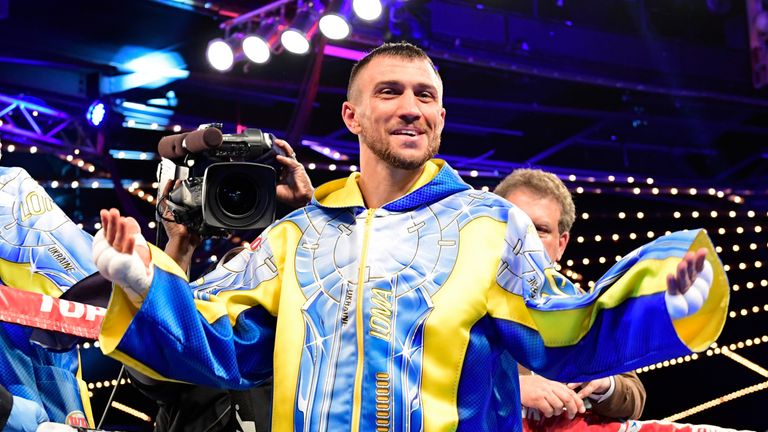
[0,93,96,154]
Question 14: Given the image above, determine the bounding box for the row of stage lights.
[568,228,766,248]
[6,142,764,201]
[634,338,768,375]
[638,343,768,422]
[581,209,766,220]
[11,143,768,280]
[207,0,383,71]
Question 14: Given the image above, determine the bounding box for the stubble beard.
[360,128,441,171]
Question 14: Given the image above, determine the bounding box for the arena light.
[243,34,271,63]
[206,37,236,71]
[281,7,320,54]
[352,0,382,21]
[86,100,107,127]
[319,0,353,40]
[243,20,280,64]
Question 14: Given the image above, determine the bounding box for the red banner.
[0,284,104,339]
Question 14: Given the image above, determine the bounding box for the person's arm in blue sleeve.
[95,209,283,389]
[488,206,729,384]
[96,140,311,389]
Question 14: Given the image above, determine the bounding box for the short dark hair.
[346,42,441,101]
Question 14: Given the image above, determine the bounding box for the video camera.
[156,124,283,237]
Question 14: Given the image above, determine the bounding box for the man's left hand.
[664,248,713,319]
[666,248,707,295]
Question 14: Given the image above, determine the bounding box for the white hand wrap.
[92,229,153,307]
[665,260,713,320]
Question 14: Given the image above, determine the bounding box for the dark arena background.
[1,0,767,430]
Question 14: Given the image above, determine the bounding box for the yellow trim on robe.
[351,209,376,432]
[487,285,538,329]
[268,221,306,432]
[314,175,365,208]
[148,243,188,280]
[312,159,445,209]
[99,283,142,356]
[75,350,95,427]
[422,217,506,432]
[407,159,443,192]
[0,257,63,297]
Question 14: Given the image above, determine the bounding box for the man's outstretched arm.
[490,207,729,384]
[95,209,282,389]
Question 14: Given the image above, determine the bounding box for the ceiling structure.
[1,0,767,429]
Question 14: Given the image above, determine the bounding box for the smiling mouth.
[391,129,422,137]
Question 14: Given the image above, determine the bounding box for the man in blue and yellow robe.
[95,43,729,432]
[97,159,728,431]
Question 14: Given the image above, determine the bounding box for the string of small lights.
[301,162,760,200]
[663,380,768,422]
[731,280,768,292]
[59,152,98,174]
[636,336,768,374]
[582,209,765,220]
[705,338,768,356]
[110,401,152,422]
[727,304,768,319]
[566,227,765,248]
[87,377,131,394]
[562,185,741,201]
[635,353,701,374]
[661,347,768,421]
[2,139,765,201]
[719,347,768,377]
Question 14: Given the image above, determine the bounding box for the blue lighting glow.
[102,47,190,93]
[86,100,107,127]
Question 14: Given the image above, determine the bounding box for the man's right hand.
[93,208,153,307]
[519,374,586,419]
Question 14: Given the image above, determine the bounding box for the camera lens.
[216,173,258,217]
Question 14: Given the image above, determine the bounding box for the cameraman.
[128,138,312,432]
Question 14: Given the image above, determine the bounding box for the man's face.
[342,56,446,170]
[505,187,569,263]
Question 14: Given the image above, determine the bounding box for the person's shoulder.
[446,188,513,208]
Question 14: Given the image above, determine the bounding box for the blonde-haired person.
[496,168,645,421]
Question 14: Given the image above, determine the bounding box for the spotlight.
[243,35,271,63]
[353,0,382,21]
[243,21,279,64]
[320,0,353,40]
[281,8,320,54]
[86,100,107,127]
[206,38,236,71]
